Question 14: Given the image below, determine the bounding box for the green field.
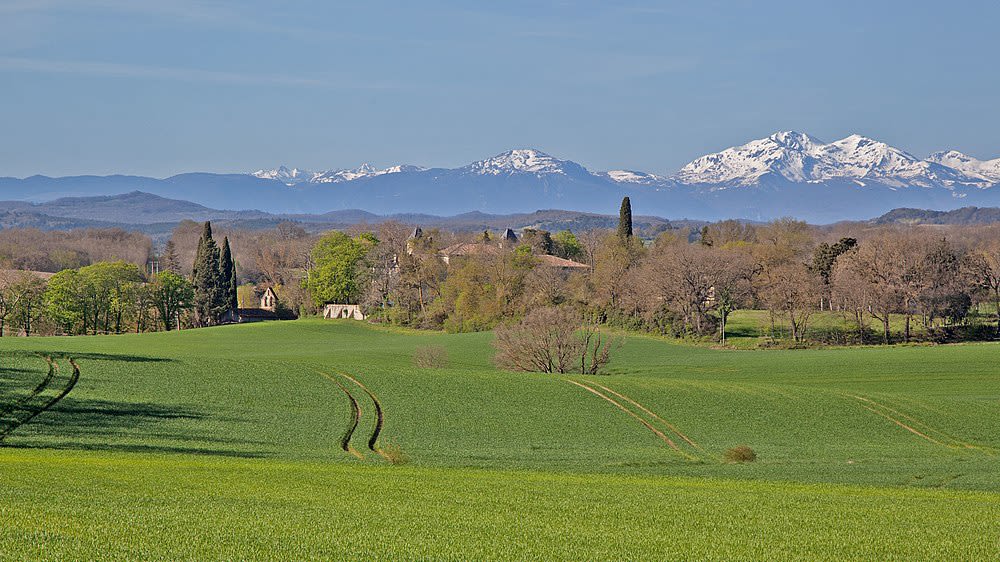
[1,319,999,559]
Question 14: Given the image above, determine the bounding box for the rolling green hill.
[1,319,999,559]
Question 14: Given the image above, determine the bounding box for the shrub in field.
[380,441,409,465]
[723,445,757,463]
[413,345,450,368]
[493,306,616,374]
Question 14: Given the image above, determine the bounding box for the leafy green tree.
[77,261,143,334]
[552,230,584,261]
[618,196,633,240]
[151,271,194,331]
[43,269,86,334]
[306,231,376,307]
[219,236,238,315]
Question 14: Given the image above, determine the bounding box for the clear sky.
[2,0,998,178]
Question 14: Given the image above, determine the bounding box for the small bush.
[413,345,449,368]
[723,445,757,463]
[380,441,409,465]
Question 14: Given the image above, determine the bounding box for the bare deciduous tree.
[493,307,615,374]
[759,263,821,343]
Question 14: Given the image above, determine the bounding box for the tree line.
[6,199,1000,345]
[301,197,1000,346]
[0,222,238,336]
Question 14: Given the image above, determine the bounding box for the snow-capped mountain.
[252,163,426,186]
[251,165,314,185]
[459,149,589,178]
[8,133,1000,223]
[674,131,990,189]
[926,150,1000,183]
[597,169,668,185]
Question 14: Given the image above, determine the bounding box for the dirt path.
[591,382,703,453]
[566,379,697,458]
[317,370,364,459]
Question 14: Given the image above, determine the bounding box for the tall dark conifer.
[192,221,223,325]
[219,236,238,315]
[617,196,633,240]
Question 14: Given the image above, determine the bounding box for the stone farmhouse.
[436,228,588,270]
[231,287,295,323]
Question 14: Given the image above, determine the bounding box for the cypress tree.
[219,236,238,316]
[617,196,633,240]
[192,221,223,325]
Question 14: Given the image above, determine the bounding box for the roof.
[439,242,502,257]
[438,244,588,269]
[534,254,590,269]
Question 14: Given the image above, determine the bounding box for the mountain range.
[0,191,683,241]
[3,132,1000,222]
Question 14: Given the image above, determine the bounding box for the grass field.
[1,319,999,559]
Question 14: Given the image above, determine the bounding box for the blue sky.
[2,1,998,177]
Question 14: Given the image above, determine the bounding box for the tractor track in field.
[317,370,387,459]
[335,371,386,457]
[590,382,704,453]
[0,358,79,443]
[846,394,994,455]
[324,374,364,459]
[0,357,57,424]
[566,379,698,459]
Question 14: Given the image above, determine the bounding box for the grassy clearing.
[1,319,1000,558]
[1,448,998,561]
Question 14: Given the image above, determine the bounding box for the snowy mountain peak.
[767,130,822,150]
[464,149,586,176]
[252,166,314,184]
[674,132,991,189]
[253,162,427,185]
[599,169,667,185]
[927,150,1000,182]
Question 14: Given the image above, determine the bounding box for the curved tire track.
[335,371,385,456]
[0,357,57,425]
[0,357,79,442]
[318,371,364,459]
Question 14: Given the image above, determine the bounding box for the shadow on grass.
[6,442,271,459]
[3,350,174,363]
[724,326,761,338]
[0,367,44,396]
[1,397,269,459]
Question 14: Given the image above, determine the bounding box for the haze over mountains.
[3,132,1000,222]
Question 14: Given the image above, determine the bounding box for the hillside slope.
[1,319,998,486]
[2,320,1000,559]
